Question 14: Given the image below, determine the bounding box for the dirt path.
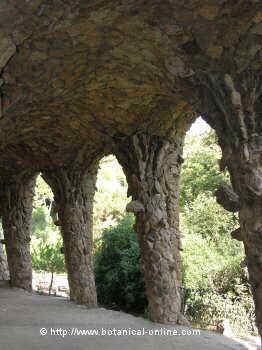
[0,282,258,350]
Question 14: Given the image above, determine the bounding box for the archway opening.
[31,174,67,297]
[92,155,148,315]
[93,155,130,238]
[180,117,253,335]
[0,223,9,282]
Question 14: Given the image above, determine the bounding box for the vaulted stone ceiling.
[0,0,261,174]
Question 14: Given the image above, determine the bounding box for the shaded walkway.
[0,283,251,350]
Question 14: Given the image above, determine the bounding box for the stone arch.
[0,0,261,340]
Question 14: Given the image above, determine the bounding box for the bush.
[181,231,245,292]
[32,207,48,241]
[181,192,255,335]
[185,289,256,336]
[182,193,238,246]
[94,214,147,314]
[180,131,229,208]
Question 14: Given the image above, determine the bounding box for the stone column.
[42,165,98,306]
[223,145,262,338]
[0,172,36,291]
[193,71,262,337]
[114,132,186,324]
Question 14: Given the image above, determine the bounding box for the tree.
[32,240,65,295]
[179,130,252,334]
[31,207,49,241]
[181,193,244,291]
[180,130,229,208]
[93,155,129,236]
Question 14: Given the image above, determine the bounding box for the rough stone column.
[193,71,262,337]
[114,132,186,324]
[225,147,262,338]
[42,165,98,306]
[0,172,36,291]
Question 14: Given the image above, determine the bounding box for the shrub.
[180,191,255,335]
[185,289,256,336]
[180,131,229,208]
[94,214,147,314]
[182,193,238,246]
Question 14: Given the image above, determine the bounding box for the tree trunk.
[0,173,36,291]
[0,242,9,281]
[114,133,186,324]
[49,271,54,296]
[42,166,98,306]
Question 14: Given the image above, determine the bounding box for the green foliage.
[181,229,245,292]
[94,214,147,313]
[185,290,256,335]
[180,130,229,208]
[180,129,253,335]
[32,207,48,241]
[31,175,60,243]
[180,136,243,293]
[32,240,65,294]
[182,193,238,249]
[32,240,65,274]
[93,156,129,236]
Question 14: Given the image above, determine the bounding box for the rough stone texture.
[0,0,261,331]
[0,243,9,281]
[126,200,145,213]
[113,132,189,324]
[0,171,36,291]
[0,36,16,71]
[228,144,262,339]
[42,163,99,306]
[0,2,260,168]
[215,184,241,213]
